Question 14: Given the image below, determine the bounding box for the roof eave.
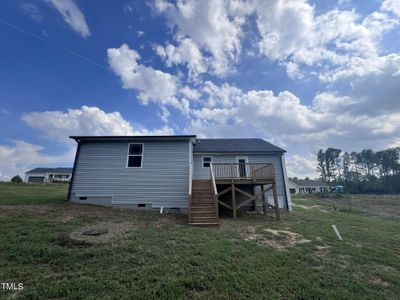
[193,150,286,154]
[70,135,197,143]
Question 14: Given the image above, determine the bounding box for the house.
[25,167,73,183]
[68,136,292,225]
[288,179,328,194]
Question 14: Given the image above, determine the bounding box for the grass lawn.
[0,185,399,299]
[0,182,68,205]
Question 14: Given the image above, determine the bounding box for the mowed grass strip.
[0,185,399,299]
[0,182,68,205]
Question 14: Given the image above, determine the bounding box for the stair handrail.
[189,161,193,196]
[210,163,219,222]
[210,163,218,196]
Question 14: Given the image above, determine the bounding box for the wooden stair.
[189,180,218,225]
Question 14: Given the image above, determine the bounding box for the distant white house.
[24,167,73,183]
[288,179,328,194]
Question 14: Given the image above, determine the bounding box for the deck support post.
[231,183,237,219]
[188,194,192,223]
[253,186,257,210]
[211,163,280,221]
[272,182,280,221]
[261,185,267,215]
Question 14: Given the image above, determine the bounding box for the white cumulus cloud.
[0,106,175,180]
[381,0,400,17]
[107,0,400,178]
[46,0,91,38]
[0,141,75,181]
[107,44,182,108]
[151,0,400,81]
[153,0,245,77]
[285,154,317,179]
[22,105,135,140]
[156,37,206,79]
[186,77,400,167]
[22,106,175,140]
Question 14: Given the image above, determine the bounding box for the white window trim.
[202,156,213,168]
[126,143,144,168]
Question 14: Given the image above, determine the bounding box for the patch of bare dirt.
[370,278,390,287]
[154,215,186,227]
[239,225,311,250]
[361,264,396,288]
[56,204,137,223]
[0,204,59,215]
[346,242,362,248]
[312,245,352,271]
[292,204,321,210]
[67,221,138,245]
[292,203,329,213]
[315,245,331,252]
[56,235,94,247]
[60,215,75,223]
[308,195,400,218]
[336,254,351,269]
[0,203,123,220]
[312,245,331,270]
[371,264,398,274]
[0,203,185,247]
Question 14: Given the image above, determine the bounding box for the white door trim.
[235,156,249,178]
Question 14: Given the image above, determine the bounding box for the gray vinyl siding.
[192,153,287,209]
[70,140,190,208]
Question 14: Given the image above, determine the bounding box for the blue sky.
[1,0,400,180]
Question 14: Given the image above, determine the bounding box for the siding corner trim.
[67,142,81,200]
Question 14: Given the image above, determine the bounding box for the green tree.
[325,148,341,185]
[317,148,341,186]
[11,175,23,183]
[317,149,327,182]
[317,147,400,194]
[342,152,351,185]
[359,149,376,177]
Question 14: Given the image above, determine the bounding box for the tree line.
[317,147,400,194]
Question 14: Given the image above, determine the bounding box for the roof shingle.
[193,138,286,153]
[25,167,73,174]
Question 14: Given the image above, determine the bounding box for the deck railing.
[211,163,274,181]
[210,163,218,195]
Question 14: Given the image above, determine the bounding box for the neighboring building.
[332,185,344,193]
[68,136,292,225]
[25,167,73,183]
[288,179,328,194]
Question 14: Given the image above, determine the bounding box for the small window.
[203,156,212,168]
[79,197,87,200]
[127,143,143,168]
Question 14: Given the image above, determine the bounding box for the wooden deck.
[212,162,275,182]
[188,163,280,225]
